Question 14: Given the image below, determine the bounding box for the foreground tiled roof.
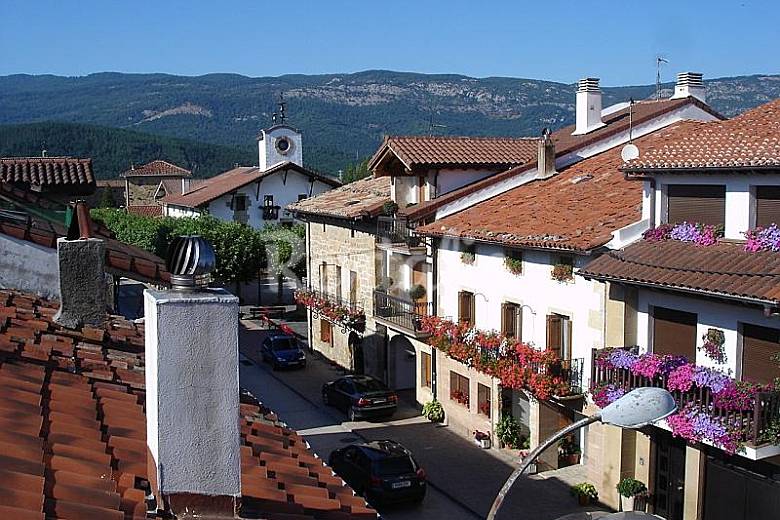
[121,160,191,178]
[288,176,391,220]
[126,205,163,218]
[404,97,719,221]
[623,98,780,171]
[414,131,680,251]
[579,240,780,305]
[162,162,341,209]
[0,183,169,284]
[0,289,376,519]
[0,157,95,191]
[369,135,538,170]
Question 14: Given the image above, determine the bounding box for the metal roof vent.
[166,235,216,291]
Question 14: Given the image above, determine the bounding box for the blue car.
[260,332,306,370]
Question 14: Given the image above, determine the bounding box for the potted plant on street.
[559,435,581,466]
[422,399,445,423]
[616,477,647,512]
[474,430,491,449]
[496,413,521,449]
[571,482,598,506]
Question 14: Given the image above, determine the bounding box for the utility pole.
[656,56,669,101]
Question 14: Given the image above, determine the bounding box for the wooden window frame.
[449,371,470,407]
[546,313,572,360]
[320,319,332,344]
[349,270,358,306]
[335,266,342,301]
[458,290,476,327]
[420,351,432,388]
[501,302,522,340]
[477,383,491,417]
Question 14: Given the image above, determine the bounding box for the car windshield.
[376,456,415,476]
[271,338,297,351]
[353,378,386,393]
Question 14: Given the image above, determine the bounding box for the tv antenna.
[428,113,447,136]
[621,98,640,162]
[656,56,669,100]
[277,93,287,124]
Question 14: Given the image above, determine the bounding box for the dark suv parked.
[322,375,397,421]
[328,440,426,506]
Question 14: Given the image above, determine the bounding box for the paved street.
[238,320,608,520]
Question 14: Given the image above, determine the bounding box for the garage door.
[704,458,780,520]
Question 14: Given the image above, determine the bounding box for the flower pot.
[566,453,581,465]
[577,494,590,507]
[479,438,491,449]
[620,495,635,512]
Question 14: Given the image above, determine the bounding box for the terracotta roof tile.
[404,97,719,221]
[289,175,391,220]
[0,289,375,519]
[0,157,95,191]
[121,160,192,178]
[162,162,341,209]
[370,135,539,170]
[579,239,780,305]
[623,98,780,171]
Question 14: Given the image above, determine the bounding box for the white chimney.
[671,72,706,103]
[144,237,241,517]
[572,78,606,135]
[536,128,557,180]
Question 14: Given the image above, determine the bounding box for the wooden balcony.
[591,348,780,448]
[373,289,432,337]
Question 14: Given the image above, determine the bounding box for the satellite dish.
[621,143,640,162]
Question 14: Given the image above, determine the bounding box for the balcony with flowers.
[419,315,584,400]
[591,347,780,459]
[294,288,366,334]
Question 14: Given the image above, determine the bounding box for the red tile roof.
[579,239,780,306]
[414,131,678,251]
[0,289,376,519]
[126,205,163,218]
[121,160,191,178]
[369,135,539,170]
[162,162,341,209]
[404,97,720,221]
[0,157,95,192]
[288,176,391,220]
[0,183,169,285]
[623,98,780,171]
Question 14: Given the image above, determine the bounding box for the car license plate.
[392,481,411,489]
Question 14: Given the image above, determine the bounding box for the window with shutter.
[501,303,521,339]
[667,185,725,226]
[449,371,470,407]
[320,263,328,294]
[349,271,358,306]
[477,383,491,417]
[652,307,697,360]
[546,314,562,357]
[741,324,780,385]
[335,266,342,301]
[320,320,332,344]
[458,291,475,326]
[755,186,780,227]
[420,352,432,388]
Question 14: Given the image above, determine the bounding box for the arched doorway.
[348,332,364,375]
[389,334,416,390]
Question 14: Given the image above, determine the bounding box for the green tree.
[342,158,371,184]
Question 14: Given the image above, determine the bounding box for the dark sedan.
[328,440,426,507]
[322,375,398,421]
[260,332,306,370]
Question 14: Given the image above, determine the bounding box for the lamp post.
[487,387,677,520]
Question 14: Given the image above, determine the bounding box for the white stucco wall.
[164,204,202,218]
[436,239,606,386]
[635,290,780,378]
[258,125,303,171]
[650,173,780,239]
[436,168,500,196]
[144,288,241,497]
[0,234,59,299]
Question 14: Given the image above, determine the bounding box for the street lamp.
[487,387,677,520]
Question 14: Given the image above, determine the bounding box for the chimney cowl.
[572,77,606,135]
[671,72,706,103]
[536,128,557,180]
[166,235,216,291]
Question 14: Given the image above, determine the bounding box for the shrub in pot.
[496,414,521,449]
[571,482,598,506]
[408,284,426,300]
[422,399,445,423]
[616,477,647,512]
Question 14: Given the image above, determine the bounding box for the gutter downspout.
[306,220,314,353]
[431,237,439,399]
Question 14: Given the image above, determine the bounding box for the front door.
[654,435,686,520]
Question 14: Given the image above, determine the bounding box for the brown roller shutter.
[667,185,725,226]
[756,186,780,227]
[742,324,780,385]
[652,307,697,360]
[547,314,562,357]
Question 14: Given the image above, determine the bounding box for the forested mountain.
[0,122,254,179]
[1,70,779,174]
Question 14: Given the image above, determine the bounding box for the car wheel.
[348,407,357,422]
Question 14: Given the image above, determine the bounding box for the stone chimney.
[536,128,557,180]
[671,72,706,103]
[144,236,241,517]
[572,78,606,135]
[54,201,106,329]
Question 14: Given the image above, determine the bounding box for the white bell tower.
[257,95,303,171]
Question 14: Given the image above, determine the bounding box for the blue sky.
[1,0,777,85]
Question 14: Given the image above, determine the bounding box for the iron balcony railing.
[373,289,432,335]
[591,348,780,446]
[376,216,422,248]
[262,206,280,220]
[529,357,585,396]
[298,287,366,333]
